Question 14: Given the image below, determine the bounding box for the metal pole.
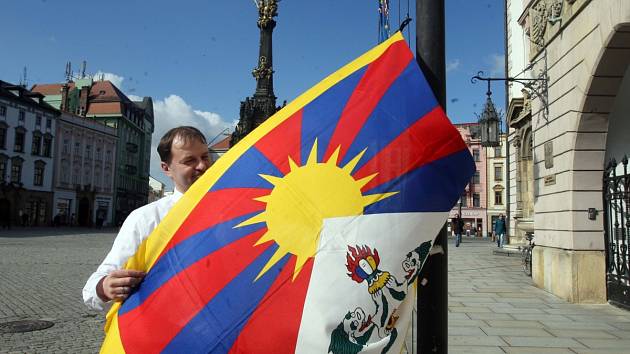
[416,1,447,353]
[503,0,511,242]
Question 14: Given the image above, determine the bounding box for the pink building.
[448,123,488,237]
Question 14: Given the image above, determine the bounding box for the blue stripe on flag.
[340,61,438,172]
[210,147,282,191]
[300,66,367,164]
[162,245,289,354]
[363,149,475,213]
[119,212,265,316]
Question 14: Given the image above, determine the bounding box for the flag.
[101,32,474,353]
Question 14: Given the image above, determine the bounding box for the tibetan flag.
[101,32,474,353]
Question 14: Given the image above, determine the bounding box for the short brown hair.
[157,126,207,163]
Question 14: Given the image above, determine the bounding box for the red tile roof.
[209,135,231,151]
[87,102,122,115]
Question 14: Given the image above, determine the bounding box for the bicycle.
[520,232,535,276]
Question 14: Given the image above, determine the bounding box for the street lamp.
[478,84,501,147]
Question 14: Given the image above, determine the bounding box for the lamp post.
[471,71,546,244]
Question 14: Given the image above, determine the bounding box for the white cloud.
[89,71,235,189]
[487,54,505,77]
[149,95,234,188]
[93,71,125,89]
[446,59,461,73]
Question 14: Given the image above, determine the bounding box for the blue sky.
[0,0,505,188]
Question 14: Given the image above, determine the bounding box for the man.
[82,126,211,310]
[451,214,464,247]
[495,214,506,248]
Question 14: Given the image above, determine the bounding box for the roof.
[0,80,60,114]
[209,135,231,151]
[32,80,153,118]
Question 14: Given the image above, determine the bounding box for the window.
[460,194,468,208]
[33,161,45,186]
[42,136,52,157]
[72,168,80,186]
[74,141,81,156]
[494,146,501,157]
[494,164,503,181]
[84,165,91,185]
[472,170,480,184]
[46,118,52,129]
[0,124,6,149]
[96,147,102,161]
[35,115,42,127]
[10,157,23,183]
[473,149,480,161]
[0,156,7,181]
[106,150,112,163]
[0,105,6,117]
[14,129,25,152]
[495,191,503,205]
[86,144,92,159]
[62,139,70,154]
[31,133,42,155]
[18,111,25,122]
[95,170,101,188]
[473,193,480,208]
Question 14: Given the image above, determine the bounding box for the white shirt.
[82,189,183,310]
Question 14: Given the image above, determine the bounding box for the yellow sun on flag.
[236,139,398,280]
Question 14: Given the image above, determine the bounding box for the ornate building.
[0,80,59,227]
[506,0,630,305]
[449,123,488,238]
[486,134,507,237]
[52,112,117,226]
[33,78,153,225]
[230,0,283,146]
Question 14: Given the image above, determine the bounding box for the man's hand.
[96,270,146,302]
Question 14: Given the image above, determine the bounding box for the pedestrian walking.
[495,214,506,248]
[451,214,464,247]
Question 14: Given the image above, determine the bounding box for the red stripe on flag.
[158,188,269,259]
[229,257,314,353]
[324,40,413,163]
[119,229,270,354]
[254,109,302,174]
[354,107,467,192]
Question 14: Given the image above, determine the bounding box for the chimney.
[79,85,89,116]
[60,84,69,112]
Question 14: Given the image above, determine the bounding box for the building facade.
[148,176,165,203]
[52,112,117,226]
[449,123,488,237]
[208,135,231,164]
[486,135,508,238]
[33,78,153,225]
[0,80,59,227]
[506,0,630,305]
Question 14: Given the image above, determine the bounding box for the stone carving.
[530,1,547,46]
[257,0,278,28]
[548,0,563,24]
[252,56,274,80]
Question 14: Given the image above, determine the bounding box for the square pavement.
[1,229,630,353]
[448,238,630,354]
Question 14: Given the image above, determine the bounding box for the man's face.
[161,136,211,193]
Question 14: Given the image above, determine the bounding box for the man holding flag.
[83,127,212,310]
[92,32,473,353]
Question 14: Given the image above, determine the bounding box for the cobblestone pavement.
[2,229,630,353]
[0,228,114,353]
[449,238,630,354]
